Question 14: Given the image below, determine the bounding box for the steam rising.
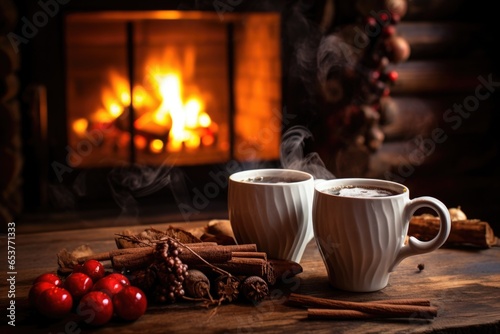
[316,34,356,83]
[280,125,335,180]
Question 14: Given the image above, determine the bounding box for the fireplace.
[15,1,289,219]
[64,11,282,168]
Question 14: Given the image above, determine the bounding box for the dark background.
[1,0,499,234]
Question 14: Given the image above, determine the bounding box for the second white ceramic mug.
[228,168,315,263]
[313,178,451,292]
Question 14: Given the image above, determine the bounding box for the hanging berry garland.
[317,0,410,176]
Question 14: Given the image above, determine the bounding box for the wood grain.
[397,22,482,58]
[2,220,500,333]
[388,60,493,95]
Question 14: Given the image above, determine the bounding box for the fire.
[150,139,164,153]
[78,53,216,154]
[72,118,88,136]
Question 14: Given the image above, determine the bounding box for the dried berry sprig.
[151,239,188,303]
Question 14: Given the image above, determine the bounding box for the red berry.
[365,16,377,27]
[382,25,396,37]
[36,287,73,319]
[81,260,105,282]
[379,12,390,23]
[106,273,130,286]
[29,281,55,307]
[64,272,93,301]
[113,286,147,321]
[92,276,123,297]
[387,70,399,82]
[77,291,114,326]
[33,273,62,287]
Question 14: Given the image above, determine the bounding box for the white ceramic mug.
[228,169,315,263]
[313,178,451,292]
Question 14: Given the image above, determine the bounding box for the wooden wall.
[0,0,22,230]
[374,0,499,230]
[284,0,500,232]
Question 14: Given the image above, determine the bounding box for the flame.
[110,70,131,106]
[144,63,212,152]
[134,135,147,150]
[150,139,164,153]
[77,50,216,153]
[72,118,88,136]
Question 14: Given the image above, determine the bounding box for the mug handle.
[390,196,451,272]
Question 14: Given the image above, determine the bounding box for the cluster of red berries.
[28,259,148,326]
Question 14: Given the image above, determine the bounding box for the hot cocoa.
[323,185,400,197]
[242,176,302,184]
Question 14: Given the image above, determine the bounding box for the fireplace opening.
[65,11,281,168]
[13,4,287,222]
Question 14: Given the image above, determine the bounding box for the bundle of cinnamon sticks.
[287,293,437,320]
[76,242,302,285]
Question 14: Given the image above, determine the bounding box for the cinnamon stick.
[178,247,233,265]
[77,242,219,263]
[308,308,434,320]
[230,257,269,276]
[112,252,155,271]
[182,242,218,247]
[78,248,149,263]
[231,251,267,260]
[287,293,437,318]
[79,243,258,266]
[189,257,275,284]
[199,244,258,252]
[180,246,257,265]
[409,216,499,248]
[288,293,431,307]
[308,308,378,319]
[373,298,431,306]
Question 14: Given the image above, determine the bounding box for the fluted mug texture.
[313,178,451,292]
[228,169,315,263]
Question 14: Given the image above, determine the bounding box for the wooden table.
[2,221,500,333]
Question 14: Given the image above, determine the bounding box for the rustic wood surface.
[2,221,500,333]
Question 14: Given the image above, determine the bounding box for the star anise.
[215,274,240,303]
[241,276,269,303]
